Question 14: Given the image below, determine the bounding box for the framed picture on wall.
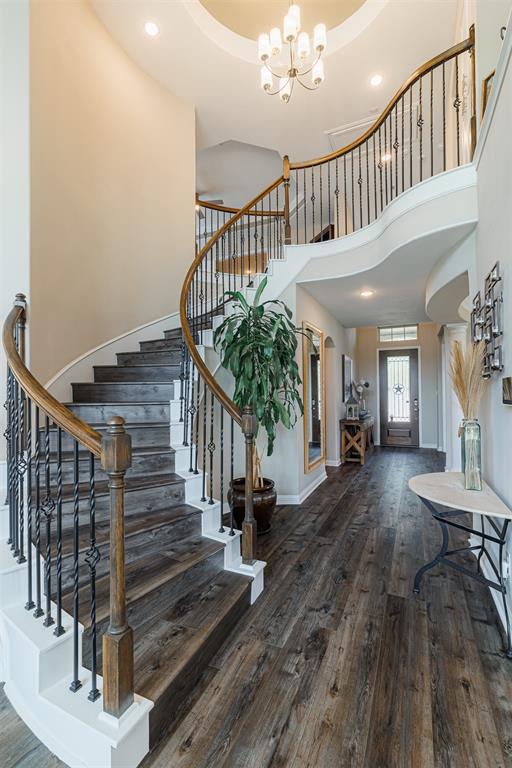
[481,69,495,121]
[342,354,353,402]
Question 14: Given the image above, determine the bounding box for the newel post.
[100,416,134,718]
[283,154,292,245]
[241,405,257,565]
[469,23,477,160]
[15,293,27,363]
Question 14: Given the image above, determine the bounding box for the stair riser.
[67,402,171,424]
[72,383,175,402]
[94,365,180,383]
[139,339,182,352]
[163,329,184,341]
[41,451,175,485]
[40,425,170,452]
[32,483,187,537]
[117,350,182,366]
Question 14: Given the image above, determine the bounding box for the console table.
[410,471,512,657]
[340,416,375,466]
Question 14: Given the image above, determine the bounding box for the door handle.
[413,398,419,412]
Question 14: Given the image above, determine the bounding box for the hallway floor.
[2,448,512,767]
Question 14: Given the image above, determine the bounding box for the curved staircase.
[1,29,477,768]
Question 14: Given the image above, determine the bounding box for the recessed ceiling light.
[370,74,383,87]
[360,290,375,297]
[144,21,159,37]
[381,153,392,163]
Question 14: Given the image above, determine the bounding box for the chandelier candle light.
[258,3,326,102]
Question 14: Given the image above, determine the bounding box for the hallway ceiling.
[299,225,475,327]
[91,0,461,203]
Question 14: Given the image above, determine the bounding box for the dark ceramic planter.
[229,477,277,535]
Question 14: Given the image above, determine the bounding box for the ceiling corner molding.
[182,0,389,65]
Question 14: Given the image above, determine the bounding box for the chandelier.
[258,4,327,103]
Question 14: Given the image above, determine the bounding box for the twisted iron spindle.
[33,406,43,618]
[208,390,215,506]
[54,427,64,636]
[42,416,55,627]
[69,440,82,692]
[86,452,100,701]
[418,76,424,182]
[219,406,225,533]
[201,380,207,502]
[229,417,235,537]
[25,397,35,610]
[17,390,26,564]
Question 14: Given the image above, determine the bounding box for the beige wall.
[29,0,195,383]
[356,323,440,448]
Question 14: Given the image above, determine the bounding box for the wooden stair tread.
[65,530,225,628]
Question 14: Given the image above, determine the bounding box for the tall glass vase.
[461,419,482,491]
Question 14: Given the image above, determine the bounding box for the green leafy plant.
[214,277,304,485]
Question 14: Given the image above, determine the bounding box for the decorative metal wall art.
[471,261,503,378]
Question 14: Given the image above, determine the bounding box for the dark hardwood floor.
[2,448,512,767]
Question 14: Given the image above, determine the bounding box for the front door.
[379,349,419,447]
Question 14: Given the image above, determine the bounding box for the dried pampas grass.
[449,340,486,420]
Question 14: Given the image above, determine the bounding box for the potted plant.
[214,277,304,533]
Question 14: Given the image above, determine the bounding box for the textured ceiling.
[199,0,366,40]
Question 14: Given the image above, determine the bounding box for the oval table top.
[409,472,512,520]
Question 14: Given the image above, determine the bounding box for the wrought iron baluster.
[12,375,19,556]
[454,55,461,166]
[86,452,100,701]
[42,415,55,627]
[378,128,383,213]
[311,167,315,239]
[358,145,363,229]
[409,88,413,187]
[69,439,82,692]
[53,427,64,636]
[201,379,207,502]
[295,172,299,244]
[33,406,43,618]
[188,360,196,472]
[343,155,348,234]
[319,164,323,236]
[418,75,424,182]
[373,133,377,220]
[17,389,26,564]
[366,139,370,226]
[194,372,201,475]
[442,62,446,171]
[303,169,307,243]
[394,106,399,195]
[430,69,434,178]
[351,150,355,230]
[401,95,405,193]
[208,390,215,505]
[335,157,340,236]
[25,397,35,610]
[219,406,225,532]
[384,120,388,205]
[229,416,235,536]
[327,161,331,234]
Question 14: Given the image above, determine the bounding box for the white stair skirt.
[0,537,153,768]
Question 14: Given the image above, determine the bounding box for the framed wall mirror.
[303,321,326,473]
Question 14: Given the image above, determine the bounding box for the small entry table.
[340,416,375,466]
[410,472,512,657]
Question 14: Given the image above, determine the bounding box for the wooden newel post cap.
[101,416,132,473]
[242,405,257,436]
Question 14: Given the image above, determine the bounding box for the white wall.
[472,23,512,623]
[355,323,441,449]
[0,1,30,467]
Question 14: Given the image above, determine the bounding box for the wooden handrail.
[289,34,474,170]
[182,176,284,424]
[197,198,284,217]
[3,296,102,457]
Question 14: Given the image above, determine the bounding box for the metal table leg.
[413,496,512,658]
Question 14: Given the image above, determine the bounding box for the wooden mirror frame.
[302,321,326,474]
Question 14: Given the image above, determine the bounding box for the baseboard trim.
[420,443,438,449]
[277,469,328,505]
[325,459,341,467]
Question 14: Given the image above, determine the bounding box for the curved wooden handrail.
[196,198,284,217]
[3,300,102,457]
[290,32,474,170]
[182,177,284,424]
